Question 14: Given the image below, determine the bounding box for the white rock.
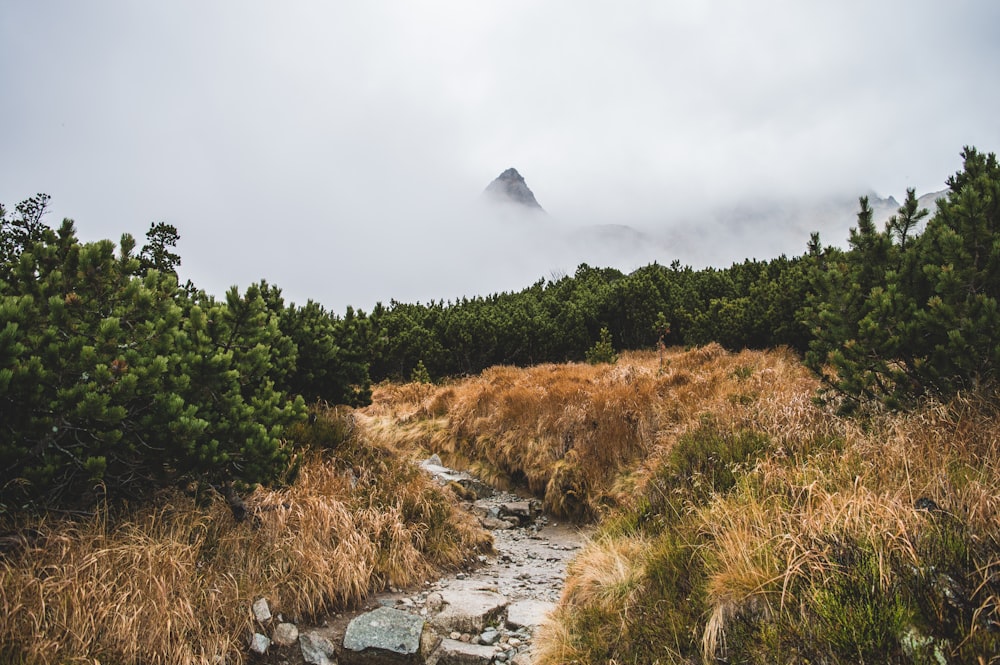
[271,622,299,647]
[252,598,272,624]
[435,638,496,665]
[507,599,556,629]
[431,589,509,634]
[249,632,270,655]
[299,631,337,665]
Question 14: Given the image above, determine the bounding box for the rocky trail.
[249,455,587,665]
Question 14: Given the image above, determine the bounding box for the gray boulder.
[249,632,270,655]
[430,589,508,634]
[432,637,496,665]
[343,606,439,664]
[299,631,338,665]
[252,597,272,624]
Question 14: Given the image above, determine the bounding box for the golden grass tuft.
[533,535,653,665]
[0,409,491,665]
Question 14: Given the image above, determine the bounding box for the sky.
[2,1,999,312]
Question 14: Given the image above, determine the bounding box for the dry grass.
[530,350,1000,664]
[0,409,491,665]
[362,346,1000,661]
[363,344,816,521]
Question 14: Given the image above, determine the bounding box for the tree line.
[2,146,996,514]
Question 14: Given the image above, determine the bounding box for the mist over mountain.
[473,169,947,286]
[476,169,670,281]
[643,188,949,266]
[169,166,952,313]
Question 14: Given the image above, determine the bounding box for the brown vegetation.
[529,353,1000,664]
[364,344,816,521]
[0,409,491,665]
[366,345,999,662]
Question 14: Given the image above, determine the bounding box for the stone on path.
[479,515,513,530]
[299,631,337,665]
[420,456,494,499]
[271,622,299,646]
[430,589,509,634]
[431,638,497,665]
[498,501,538,524]
[249,632,270,655]
[343,606,439,664]
[506,599,555,629]
[252,597,272,623]
[511,651,534,665]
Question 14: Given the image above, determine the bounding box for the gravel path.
[255,460,587,664]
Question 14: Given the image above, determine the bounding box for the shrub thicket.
[0,203,369,515]
[807,147,1000,409]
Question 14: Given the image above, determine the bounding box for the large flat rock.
[431,638,496,665]
[430,589,509,634]
[506,599,555,629]
[343,606,439,664]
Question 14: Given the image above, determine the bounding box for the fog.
[2,1,998,311]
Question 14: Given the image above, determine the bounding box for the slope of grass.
[532,362,1000,664]
[364,344,814,521]
[0,408,491,665]
[364,345,999,663]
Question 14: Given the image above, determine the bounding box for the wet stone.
[343,606,435,664]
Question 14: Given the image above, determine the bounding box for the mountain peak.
[484,168,544,211]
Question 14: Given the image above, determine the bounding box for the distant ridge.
[483,168,544,211]
[869,188,948,224]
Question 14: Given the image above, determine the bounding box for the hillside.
[363,346,1000,664]
[2,345,998,663]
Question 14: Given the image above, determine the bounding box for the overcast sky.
[2,1,998,311]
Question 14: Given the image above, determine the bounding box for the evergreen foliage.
[410,360,432,384]
[361,258,811,382]
[0,206,370,515]
[585,327,618,365]
[806,147,1000,408]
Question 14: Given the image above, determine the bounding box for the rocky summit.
[483,168,544,211]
